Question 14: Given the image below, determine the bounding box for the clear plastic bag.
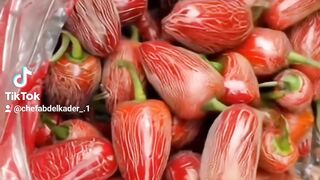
[0,0,73,179]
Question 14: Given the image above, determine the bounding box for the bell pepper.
[65,0,121,57]
[44,31,101,110]
[260,69,313,112]
[29,137,118,179]
[101,26,146,113]
[111,61,172,180]
[263,0,320,30]
[259,115,299,173]
[162,0,253,54]
[200,104,262,180]
[140,41,226,121]
[210,52,260,106]
[235,28,320,77]
[165,151,201,180]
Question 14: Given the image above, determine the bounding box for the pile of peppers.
[4,0,320,179]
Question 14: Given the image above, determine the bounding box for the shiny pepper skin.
[235,28,293,77]
[165,151,201,180]
[45,55,101,109]
[111,100,172,180]
[29,137,118,180]
[220,52,260,106]
[113,0,148,25]
[171,116,202,149]
[66,0,121,57]
[102,39,146,113]
[290,11,320,82]
[140,41,224,121]
[200,104,262,180]
[259,128,299,173]
[274,69,313,112]
[263,0,320,30]
[162,0,253,54]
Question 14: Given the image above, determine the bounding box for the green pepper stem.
[51,125,70,140]
[262,90,285,100]
[40,113,69,140]
[288,52,320,69]
[131,26,140,42]
[118,60,146,101]
[274,115,293,156]
[209,62,224,73]
[282,75,302,92]
[203,98,228,112]
[200,55,224,73]
[52,34,70,62]
[40,113,56,129]
[259,81,278,88]
[61,30,87,63]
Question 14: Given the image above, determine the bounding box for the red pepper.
[140,41,225,121]
[171,116,202,149]
[282,106,314,144]
[162,0,253,54]
[35,113,61,147]
[101,27,146,113]
[263,0,320,30]
[290,11,320,83]
[65,0,121,57]
[260,69,313,112]
[29,137,118,179]
[41,116,102,142]
[135,11,161,41]
[212,52,260,106]
[45,31,101,110]
[259,115,299,173]
[165,151,201,180]
[111,61,172,180]
[200,104,262,180]
[113,0,148,25]
[235,28,320,77]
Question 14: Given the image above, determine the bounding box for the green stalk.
[118,60,146,101]
[261,75,302,99]
[288,52,320,69]
[209,61,224,73]
[131,26,140,42]
[262,91,285,100]
[273,115,294,156]
[203,98,228,112]
[41,113,70,140]
[281,75,302,92]
[61,30,87,64]
[201,55,224,73]
[259,81,278,88]
[52,34,70,62]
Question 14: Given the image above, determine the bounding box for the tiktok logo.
[13,66,32,88]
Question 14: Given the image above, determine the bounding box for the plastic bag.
[0,0,73,179]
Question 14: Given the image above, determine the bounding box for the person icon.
[5,105,11,113]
